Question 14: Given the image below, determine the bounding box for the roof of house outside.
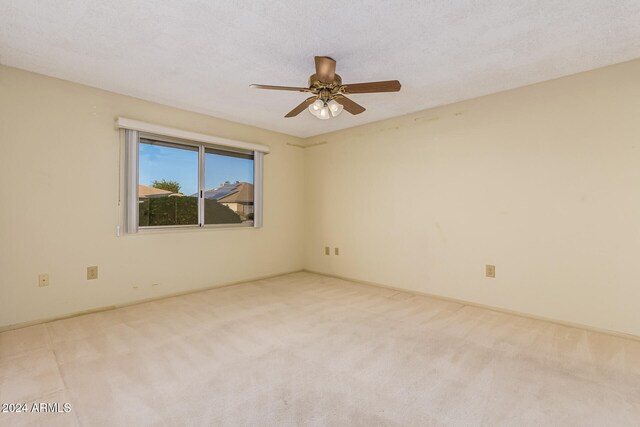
[204,182,253,203]
[138,184,174,198]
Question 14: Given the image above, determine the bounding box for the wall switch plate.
[325,246,330,255]
[334,247,339,256]
[485,264,496,278]
[87,266,98,280]
[38,274,49,287]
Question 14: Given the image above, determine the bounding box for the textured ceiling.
[2,1,640,138]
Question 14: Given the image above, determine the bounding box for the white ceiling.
[2,1,640,138]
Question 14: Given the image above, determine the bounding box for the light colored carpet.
[1,271,639,426]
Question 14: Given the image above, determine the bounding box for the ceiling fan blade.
[314,56,336,84]
[334,94,366,115]
[251,84,311,92]
[285,96,317,118]
[341,80,401,94]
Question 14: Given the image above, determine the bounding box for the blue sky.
[139,143,253,195]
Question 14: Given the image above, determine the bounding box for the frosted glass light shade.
[311,99,323,111]
[318,106,330,120]
[327,100,343,117]
[307,99,338,120]
[308,104,319,116]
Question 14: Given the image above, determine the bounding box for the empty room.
[1,1,640,426]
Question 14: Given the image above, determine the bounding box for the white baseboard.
[303,269,640,343]
[0,269,304,333]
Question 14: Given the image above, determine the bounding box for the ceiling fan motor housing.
[309,73,342,102]
[309,73,342,88]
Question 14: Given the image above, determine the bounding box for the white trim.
[253,151,264,228]
[138,223,254,233]
[198,145,205,226]
[116,117,270,154]
[0,270,304,333]
[124,129,139,233]
[302,269,640,343]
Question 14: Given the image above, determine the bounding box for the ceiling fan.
[250,56,401,119]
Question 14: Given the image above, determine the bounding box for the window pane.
[204,149,254,225]
[138,139,198,227]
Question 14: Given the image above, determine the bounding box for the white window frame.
[118,118,267,234]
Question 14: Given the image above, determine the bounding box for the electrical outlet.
[325,246,330,255]
[87,266,98,280]
[38,274,49,287]
[485,264,496,278]
[334,247,340,256]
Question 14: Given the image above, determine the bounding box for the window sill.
[128,223,257,235]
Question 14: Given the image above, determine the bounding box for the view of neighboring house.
[203,181,254,218]
[138,184,180,199]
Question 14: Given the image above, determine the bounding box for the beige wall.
[0,65,305,328]
[304,59,640,337]
[3,59,640,337]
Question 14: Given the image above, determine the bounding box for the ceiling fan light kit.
[251,56,401,119]
[308,99,343,119]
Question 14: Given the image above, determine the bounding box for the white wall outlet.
[334,247,340,256]
[38,274,49,287]
[485,264,496,278]
[87,266,98,280]
[325,246,330,255]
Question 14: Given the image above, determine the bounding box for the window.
[121,119,266,233]
[138,139,199,227]
[203,148,255,225]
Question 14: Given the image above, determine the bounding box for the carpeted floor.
[1,271,639,426]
